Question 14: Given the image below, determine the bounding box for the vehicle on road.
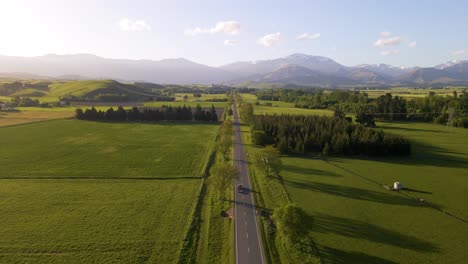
[237,184,243,193]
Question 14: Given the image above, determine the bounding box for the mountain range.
[0,53,467,86]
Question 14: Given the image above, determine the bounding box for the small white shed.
[393,182,403,190]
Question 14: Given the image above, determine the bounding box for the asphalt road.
[232,102,266,264]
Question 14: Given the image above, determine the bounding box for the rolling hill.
[0,80,163,101]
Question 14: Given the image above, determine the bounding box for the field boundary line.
[0,116,74,128]
[0,176,201,180]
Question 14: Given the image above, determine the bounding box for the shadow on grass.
[319,246,398,264]
[404,188,432,194]
[311,213,440,253]
[322,140,468,169]
[284,180,435,208]
[79,119,220,126]
[318,161,468,224]
[222,198,272,212]
[379,124,443,134]
[282,164,342,177]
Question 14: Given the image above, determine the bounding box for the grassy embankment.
[177,104,235,264]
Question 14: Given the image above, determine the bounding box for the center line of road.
[246,232,249,238]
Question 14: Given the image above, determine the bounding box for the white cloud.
[258,32,281,47]
[409,41,417,48]
[380,50,400,56]
[224,40,238,46]
[296,33,321,40]
[380,31,391,37]
[119,18,151,32]
[185,21,240,36]
[373,36,402,47]
[452,49,467,55]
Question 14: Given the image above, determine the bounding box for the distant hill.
[0,54,236,85]
[354,64,415,78]
[0,80,164,102]
[1,53,468,87]
[398,61,468,84]
[245,64,354,86]
[48,80,160,101]
[220,53,345,77]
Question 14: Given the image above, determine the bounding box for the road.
[232,102,266,264]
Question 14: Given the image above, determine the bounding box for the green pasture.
[278,122,468,263]
[0,179,200,263]
[238,93,468,263]
[173,93,228,101]
[0,119,217,178]
[144,101,227,108]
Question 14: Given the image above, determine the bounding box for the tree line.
[251,114,411,156]
[239,102,254,124]
[75,105,218,122]
[9,96,69,108]
[256,89,468,128]
[211,119,237,199]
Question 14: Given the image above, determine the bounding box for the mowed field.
[361,87,465,99]
[245,94,334,116]
[144,101,227,108]
[0,119,217,177]
[0,116,220,263]
[0,110,74,127]
[0,179,200,263]
[280,122,468,263]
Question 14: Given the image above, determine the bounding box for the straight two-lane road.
[232,102,266,264]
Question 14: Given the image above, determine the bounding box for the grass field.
[277,122,468,263]
[0,179,200,263]
[0,95,11,102]
[241,94,334,116]
[144,101,228,108]
[255,104,332,116]
[174,93,228,101]
[362,87,465,99]
[0,115,222,263]
[0,119,217,177]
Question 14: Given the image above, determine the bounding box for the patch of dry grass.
[0,111,74,127]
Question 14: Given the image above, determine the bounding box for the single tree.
[273,203,308,244]
[355,112,376,127]
[75,108,84,119]
[333,108,346,119]
[210,163,239,199]
[255,146,282,177]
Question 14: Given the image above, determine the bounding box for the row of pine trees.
[251,114,411,156]
[75,105,218,122]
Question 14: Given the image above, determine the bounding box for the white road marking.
[248,247,250,253]
[246,232,249,239]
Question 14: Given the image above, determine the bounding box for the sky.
[0,0,467,67]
